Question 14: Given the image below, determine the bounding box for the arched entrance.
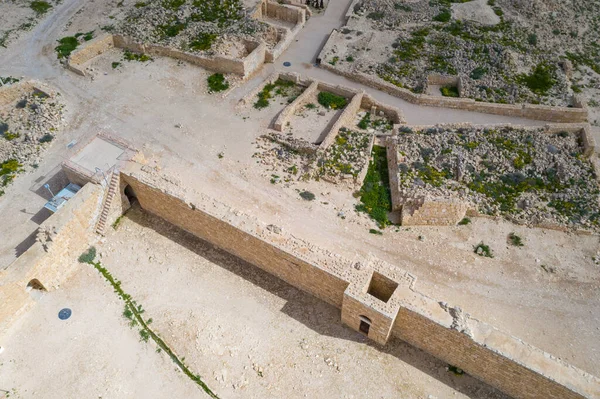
[124,184,137,204]
[26,279,46,291]
[359,315,371,335]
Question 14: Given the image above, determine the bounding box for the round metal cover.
[283,62,291,67]
[58,308,72,320]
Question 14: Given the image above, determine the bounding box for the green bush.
[78,246,97,264]
[299,190,315,201]
[519,63,556,95]
[440,85,459,97]
[458,217,471,225]
[358,112,371,129]
[0,159,23,186]
[39,133,54,143]
[433,9,451,23]
[317,91,348,109]
[369,229,383,235]
[254,79,297,109]
[469,66,487,80]
[508,232,524,247]
[30,1,52,14]
[55,36,79,59]
[207,73,229,93]
[474,242,493,258]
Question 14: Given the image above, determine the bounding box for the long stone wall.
[117,165,599,399]
[0,183,102,335]
[67,34,266,79]
[318,30,588,123]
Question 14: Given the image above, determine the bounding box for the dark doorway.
[359,315,371,335]
[124,184,137,204]
[26,279,46,291]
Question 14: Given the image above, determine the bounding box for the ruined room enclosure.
[83,205,511,399]
[388,124,599,230]
[251,74,402,187]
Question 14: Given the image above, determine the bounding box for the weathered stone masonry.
[118,166,599,399]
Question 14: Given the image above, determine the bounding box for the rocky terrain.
[0,0,59,48]
[326,0,600,113]
[395,125,600,230]
[0,89,64,195]
[115,0,273,56]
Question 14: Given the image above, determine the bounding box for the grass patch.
[458,217,471,225]
[189,32,217,51]
[30,1,52,14]
[317,91,347,109]
[123,50,152,62]
[356,145,391,228]
[254,79,297,109]
[474,242,493,258]
[440,85,459,97]
[1,159,23,187]
[207,73,229,93]
[369,228,383,235]
[78,247,220,399]
[3,132,20,141]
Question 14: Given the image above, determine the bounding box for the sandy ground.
[0,0,598,389]
[0,260,198,398]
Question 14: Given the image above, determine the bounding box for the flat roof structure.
[70,137,125,174]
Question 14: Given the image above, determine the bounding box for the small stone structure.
[319,29,589,123]
[262,72,404,149]
[67,34,267,80]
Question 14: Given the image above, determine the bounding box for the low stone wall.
[319,92,363,149]
[68,34,266,79]
[116,165,599,399]
[401,199,468,226]
[273,80,318,131]
[361,93,405,124]
[318,31,588,123]
[67,34,115,76]
[386,139,403,211]
[0,183,102,335]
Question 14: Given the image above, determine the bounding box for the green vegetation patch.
[440,85,459,97]
[474,242,493,258]
[123,50,152,62]
[207,73,229,93]
[317,91,348,110]
[189,32,217,51]
[30,1,52,14]
[55,36,79,59]
[1,159,24,187]
[356,145,391,228]
[254,79,298,109]
[518,63,556,95]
